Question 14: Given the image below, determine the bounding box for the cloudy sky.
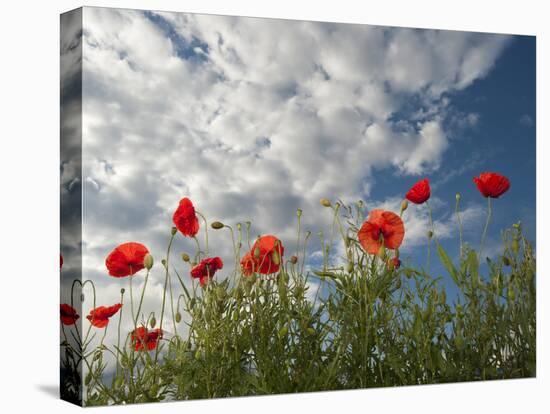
[61,7,535,356]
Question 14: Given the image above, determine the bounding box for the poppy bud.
[507,287,515,302]
[400,200,408,212]
[161,259,167,268]
[289,255,298,264]
[236,222,242,231]
[357,200,364,208]
[171,226,177,236]
[297,208,302,218]
[513,222,521,230]
[278,326,288,339]
[334,202,341,210]
[456,193,461,201]
[181,253,190,262]
[320,198,331,207]
[144,253,154,270]
[347,262,354,273]
[211,221,224,230]
[307,327,316,336]
[511,238,520,255]
[502,256,511,266]
[427,230,434,239]
[150,315,156,328]
[272,250,280,265]
[175,312,181,323]
[120,288,125,295]
[81,294,85,303]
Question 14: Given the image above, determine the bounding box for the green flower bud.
[297,208,303,218]
[278,326,288,339]
[307,327,316,336]
[171,226,178,236]
[175,312,182,323]
[289,255,298,264]
[181,252,190,262]
[211,221,224,230]
[320,198,331,208]
[511,238,520,255]
[161,259,167,267]
[120,288,125,295]
[508,287,516,302]
[427,230,434,239]
[400,200,408,212]
[143,253,154,270]
[272,250,280,265]
[150,315,156,328]
[456,193,461,201]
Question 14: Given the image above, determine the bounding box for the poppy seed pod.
[400,200,408,212]
[211,221,224,230]
[143,253,154,270]
[181,253,190,262]
[320,198,331,207]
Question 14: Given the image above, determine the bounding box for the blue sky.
[59,7,536,351]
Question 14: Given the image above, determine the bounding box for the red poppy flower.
[60,304,79,326]
[358,209,405,255]
[86,303,122,328]
[131,326,163,351]
[60,254,63,269]
[406,178,431,204]
[173,197,200,237]
[105,242,149,277]
[473,172,510,198]
[387,257,401,270]
[190,257,224,287]
[240,235,285,276]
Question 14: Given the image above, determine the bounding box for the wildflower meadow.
[60,172,536,406]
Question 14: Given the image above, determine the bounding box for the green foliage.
[61,204,536,405]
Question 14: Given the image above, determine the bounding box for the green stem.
[134,269,150,328]
[479,197,492,260]
[156,232,176,363]
[455,196,464,258]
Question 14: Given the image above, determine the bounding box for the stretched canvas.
[60,6,536,407]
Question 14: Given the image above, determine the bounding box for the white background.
[0,0,548,412]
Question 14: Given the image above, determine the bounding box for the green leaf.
[467,250,479,288]
[437,243,459,285]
